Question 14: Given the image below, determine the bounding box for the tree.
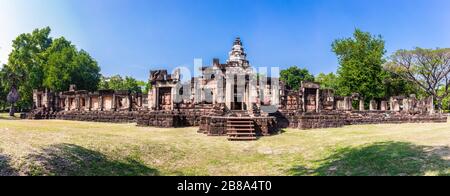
[136,80,150,94]
[332,29,386,100]
[5,27,52,108]
[386,48,450,111]
[69,50,101,92]
[280,66,315,91]
[315,72,338,90]
[440,87,450,112]
[43,37,101,92]
[98,75,143,93]
[4,27,100,110]
[123,76,143,93]
[382,71,423,98]
[0,66,7,111]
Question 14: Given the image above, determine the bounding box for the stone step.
[227,121,254,123]
[227,128,255,131]
[227,132,256,136]
[228,137,257,141]
[227,124,255,127]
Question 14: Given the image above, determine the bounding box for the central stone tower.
[227,37,250,68]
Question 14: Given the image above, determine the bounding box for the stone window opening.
[118,97,123,108]
[80,98,86,107]
[351,100,359,110]
[37,95,42,108]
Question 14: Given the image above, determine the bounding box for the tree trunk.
[9,103,15,117]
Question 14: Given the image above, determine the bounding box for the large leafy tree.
[4,27,52,108]
[0,66,7,110]
[332,29,386,100]
[280,66,315,91]
[3,27,101,110]
[43,37,100,92]
[386,48,450,111]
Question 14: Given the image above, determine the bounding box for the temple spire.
[227,37,249,68]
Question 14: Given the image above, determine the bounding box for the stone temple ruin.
[28,37,447,140]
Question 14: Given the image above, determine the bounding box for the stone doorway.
[158,87,172,111]
[305,88,317,113]
[232,84,246,111]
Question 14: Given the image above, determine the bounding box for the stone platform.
[276,111,448,130]
[26,110,447,135]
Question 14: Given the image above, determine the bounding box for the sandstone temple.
[28,38,447,140]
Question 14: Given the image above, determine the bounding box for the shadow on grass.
[0,154,18,176]
[0,114,21,120]
[290,142,450,176]
[25,144,159,176]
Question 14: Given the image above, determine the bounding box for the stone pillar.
[380,101,388,111]
[54,96,59,111]
[138,95,142,107]
[86,96,91,111]
[170,87,175,111]
[302,88,306,112]
[272,80,280,108]
[151,88,157,110]
[316,89,320,113]
[359,98,365,111]
[429,96,434,114]
[76,96,80,111]
[369,100,377,111]
[225,76,233,110]
[99,96,104,111]
[65,97,69,111]
[403,99,409,112]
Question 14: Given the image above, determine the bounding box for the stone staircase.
[226,117,257,141]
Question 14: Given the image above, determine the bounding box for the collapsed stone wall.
[275,111,447,130]
[27,110,141,124]
[27,104,217,127]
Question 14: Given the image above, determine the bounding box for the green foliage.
[0,67,7,110]
[137,80,151,94]
[386,48,450,110]
[43,37,101,92]
[280,66,315,91]
[1,27,101,109]
[315,72,338,90]
[439,87,450,111]
[3,27,52,108]
[332,29,386,100]
[382,71,424,98]
[98,75,145,93]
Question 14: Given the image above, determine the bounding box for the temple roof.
[227,37,249,68]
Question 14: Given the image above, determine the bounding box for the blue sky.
[1,0,450,81]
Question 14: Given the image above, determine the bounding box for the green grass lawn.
[0,115,449,176]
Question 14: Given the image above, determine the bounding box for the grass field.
[0,113,449,176]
